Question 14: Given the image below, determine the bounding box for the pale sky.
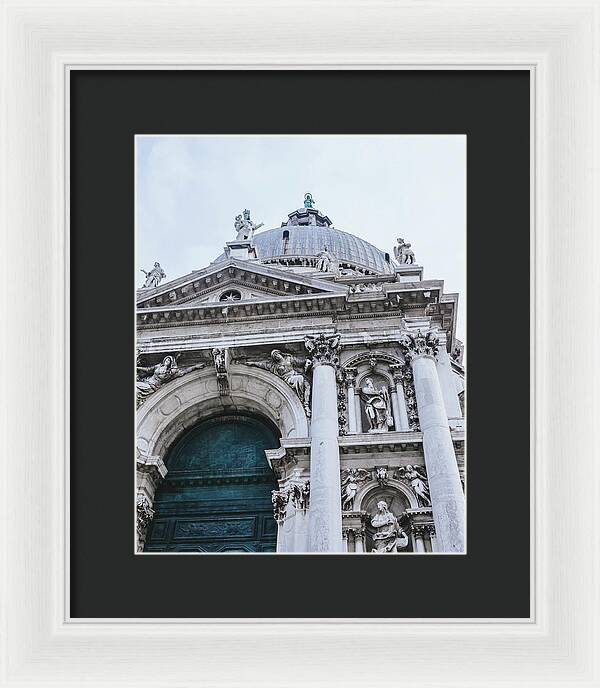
[136,135,466,343]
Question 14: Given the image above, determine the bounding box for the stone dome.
[218,206,395,275]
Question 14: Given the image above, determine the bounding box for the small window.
[282,229,290,240]
[219,289,242,302]
[384,252,390,263]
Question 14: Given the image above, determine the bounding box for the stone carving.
[337,382,348,436]
[271,488,290,524]
[304,333,341,367]
[315,245,335,272]
[359,377,394,432]
[340,467,370,511]
[393,238,415,265]
[452,340,465,364]
[136,493,154,551]
[399,329,440,362]
[236,350,312,417]
[370,500,409,553]
[348,282,384,294]
[289,480,310,511]
[234,208,263,240]
[395,364,420,431]
[211,347,229,395]
[398,464,431,507]
[136,355,206,408]
[375,466,388,486]
[271,480,310,523]
[140,262,166,288]
[304,192,315,208]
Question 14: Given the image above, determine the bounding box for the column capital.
[399,329,440,363]
[304,333,341,368]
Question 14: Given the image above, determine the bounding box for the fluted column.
[305,333,343,552]
[400,330,465,552]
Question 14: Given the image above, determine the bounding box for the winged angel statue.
[340,467,371,511]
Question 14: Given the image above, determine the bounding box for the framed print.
[2,1,599,687]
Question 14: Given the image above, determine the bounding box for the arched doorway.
[145,414,280,552]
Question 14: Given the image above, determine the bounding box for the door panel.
[145,415,280,552]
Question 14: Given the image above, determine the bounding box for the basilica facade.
[136,198,465,553]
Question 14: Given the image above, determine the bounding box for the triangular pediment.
[137,258,346,309]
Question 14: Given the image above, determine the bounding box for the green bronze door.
[145,415,280,552]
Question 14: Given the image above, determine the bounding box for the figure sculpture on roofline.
[394,238,416,265]
[140,262,166,288]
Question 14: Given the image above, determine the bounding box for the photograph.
[135,134,466,554]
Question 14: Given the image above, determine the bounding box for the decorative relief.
[397,464,431,507]
[304,333,341,368]
[395,364,420,431]
[340,467,371,511]
[175,518,254,539]
[370,500,409,553]
[271,480,310,523]
[136,354,206,408]
[375,466,389,486]
[136,493,154,551]
[337,370,348,436]
[348,282,384,294]
[235,350,312,417]
[399,329,440,362]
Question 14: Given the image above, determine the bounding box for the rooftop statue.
[303,192,315,208]
[234,209,264,241]
[394,237,416,265]
[140,262,166,288]
[315,245,336,273]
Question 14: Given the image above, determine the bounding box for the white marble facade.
[136,204,465,553]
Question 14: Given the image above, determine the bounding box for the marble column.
[345,368,358,434]
[354,527,365,553]
[305,333,343,552]
[435,334,463,419]
[399,330,465,552]
[389,364,410,431]
[413,525,426,552]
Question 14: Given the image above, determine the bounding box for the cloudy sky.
[136,135,466,342]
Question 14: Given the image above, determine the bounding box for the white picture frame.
[2,1,598,685]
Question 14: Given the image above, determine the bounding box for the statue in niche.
[393,238,415,265]
[370,500,409,553]
[399,464,431,507]
[234,209,263,241]
[360,377,394,432]
[340,467,371,511]
[315,245,335,273]
[136,355,206,408]
[236,350,312,417]
[304,192,315,208]
[140,262,166,288]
